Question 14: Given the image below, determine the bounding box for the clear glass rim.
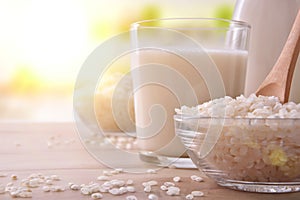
[131,17,251,29]
[174,114,300,121]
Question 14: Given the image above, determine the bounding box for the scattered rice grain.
[148,193,159,200]
[144,185,152,193]
[186,194,194,200]
[173,176,181,182]
[191,190,204,197]
[91,192,103,199]
[126,195,138,200]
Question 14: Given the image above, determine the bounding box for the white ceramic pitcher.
[233,0,300,102]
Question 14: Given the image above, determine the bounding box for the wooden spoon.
[256,9,300,103]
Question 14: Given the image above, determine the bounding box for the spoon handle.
[256,9,300,103]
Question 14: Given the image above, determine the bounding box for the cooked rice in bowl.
[175,94,300,192]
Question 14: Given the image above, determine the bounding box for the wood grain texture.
[0,122,299,199]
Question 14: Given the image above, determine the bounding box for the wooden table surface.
[0,122,299,200]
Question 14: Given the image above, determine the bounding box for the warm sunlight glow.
[20,0,88,83]
[0,0,235,121]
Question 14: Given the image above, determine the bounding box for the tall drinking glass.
[130,18,250,166]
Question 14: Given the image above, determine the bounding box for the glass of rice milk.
[130,18,250,166]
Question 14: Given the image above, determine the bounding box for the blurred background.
[0,0,235,122]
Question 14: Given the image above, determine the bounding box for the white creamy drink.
[131,49,248,157]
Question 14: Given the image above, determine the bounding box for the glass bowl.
[174,114,300,193]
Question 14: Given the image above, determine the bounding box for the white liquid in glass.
[132,49,248,157]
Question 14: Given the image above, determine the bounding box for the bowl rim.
[173,114,300,121]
